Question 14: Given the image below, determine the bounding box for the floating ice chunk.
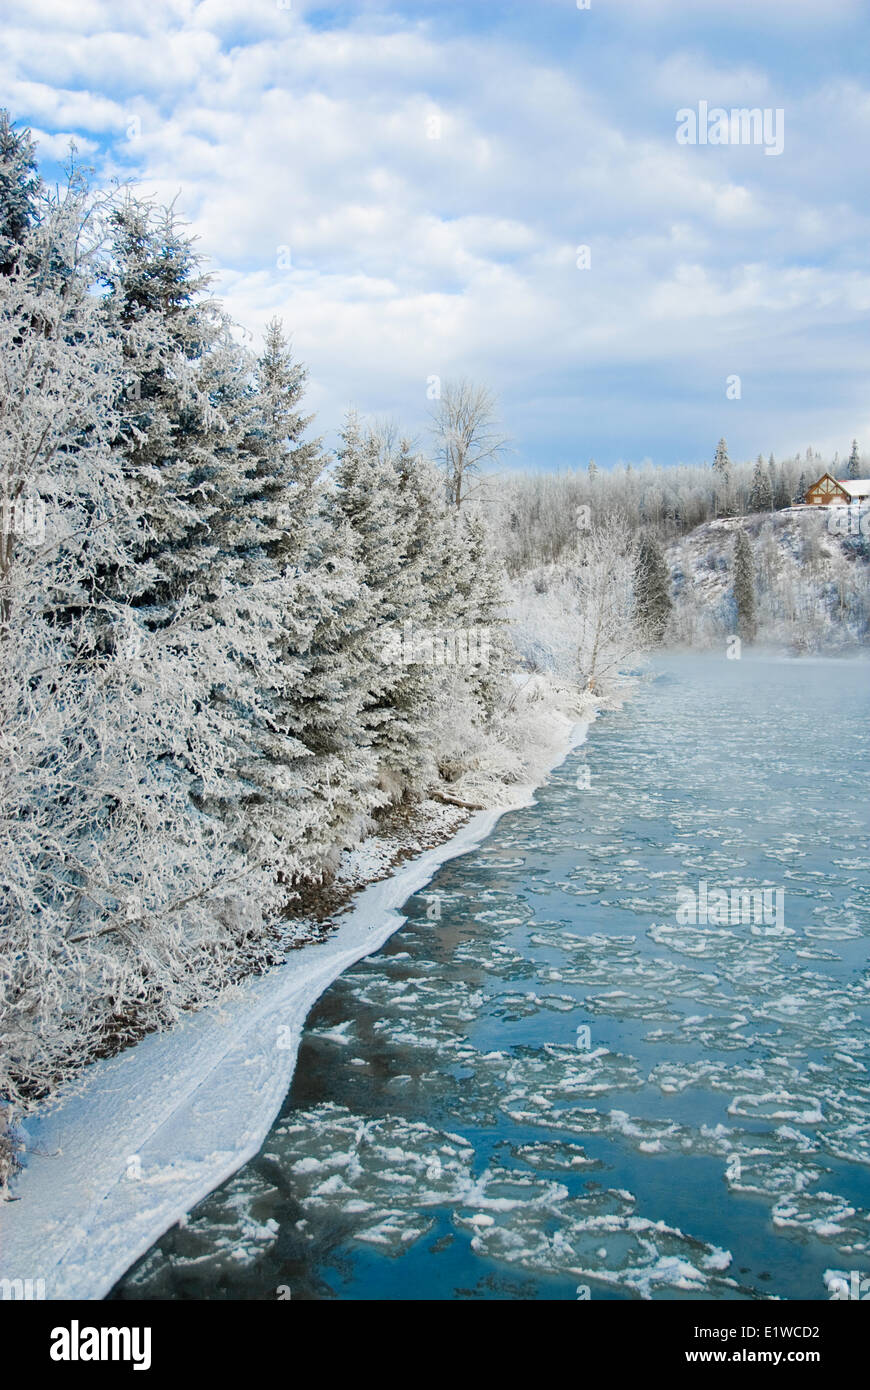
[772,1191,869,1254]
[728,1091,823,1124]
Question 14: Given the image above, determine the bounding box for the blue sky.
[3,0,869,472]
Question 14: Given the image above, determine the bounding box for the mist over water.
[113,653,870,1302]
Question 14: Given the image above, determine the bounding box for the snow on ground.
[665,505,870,651]
[0,697,590,1301]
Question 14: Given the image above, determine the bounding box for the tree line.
[0,114,512,1164]
[489,438,864,576]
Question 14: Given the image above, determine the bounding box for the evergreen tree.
[99,198,342,898]
[98,194,222,606]
[713,438,731,477]
[634,533,672,643]
[771,462,790,510]
[761,458,789,514]
[455,511,513,716]
[245,318,322,567]
[847,440,860,479]
[248,414,398,881]
[0,109,40,275]
[381,441,456,788]
[331,413,406,762]
[713,438,733,516]
[279,534,379,882]
[733,528,757,643]
[749,457,773,513]
[206,321,336,889]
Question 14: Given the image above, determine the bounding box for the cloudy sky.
[3,0,869,471]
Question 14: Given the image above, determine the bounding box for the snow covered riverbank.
[0,691,592,1301]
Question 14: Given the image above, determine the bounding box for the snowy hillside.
[666,507,870,651]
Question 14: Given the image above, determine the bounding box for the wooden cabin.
[805,473,850,505]
[804,473,870,505]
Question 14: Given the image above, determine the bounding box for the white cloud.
[3,0,869,465]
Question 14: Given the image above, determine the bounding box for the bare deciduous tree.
[431,378,509,509]
[574,519,642,695]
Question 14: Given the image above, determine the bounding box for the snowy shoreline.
[0,706,592,1301]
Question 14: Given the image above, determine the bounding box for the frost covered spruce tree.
[253,411,384,886]
[330,411,407,798]
[749,456,773,513]
[848,440,861,480]
[0,109,38,276]
[770,457,790,510]
[634,533,672,644]
[454,511,513,716]
[215,317,343,889]
[324,416,514,809]
[249,317,323,566]
[375,436,455,790]
[733,528,758,644]
[713,437,734,517]
[98,193,308,899]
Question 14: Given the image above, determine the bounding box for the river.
[112,653,870,1301]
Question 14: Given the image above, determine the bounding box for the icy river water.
[113,653,870,1302]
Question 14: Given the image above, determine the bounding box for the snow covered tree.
[377,439,455,789]
[769,459,790,510]
[634,533,672,643]
[713,438,734,517]
[431,379,509,509]
[276,540,379,881]
[244,318,322,567]
[454,510,513,716]
[99,193,232,608]
[749,456,773,513]
[0,109,40,276]
[848,440,861,480]
[190,321,338,891]
[733,528,757,643]
[100,201,345,899]
[572,520,640,694]
[244,414,392,884]
[329,413,407,778]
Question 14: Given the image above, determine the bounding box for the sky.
[3,0,870,473]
